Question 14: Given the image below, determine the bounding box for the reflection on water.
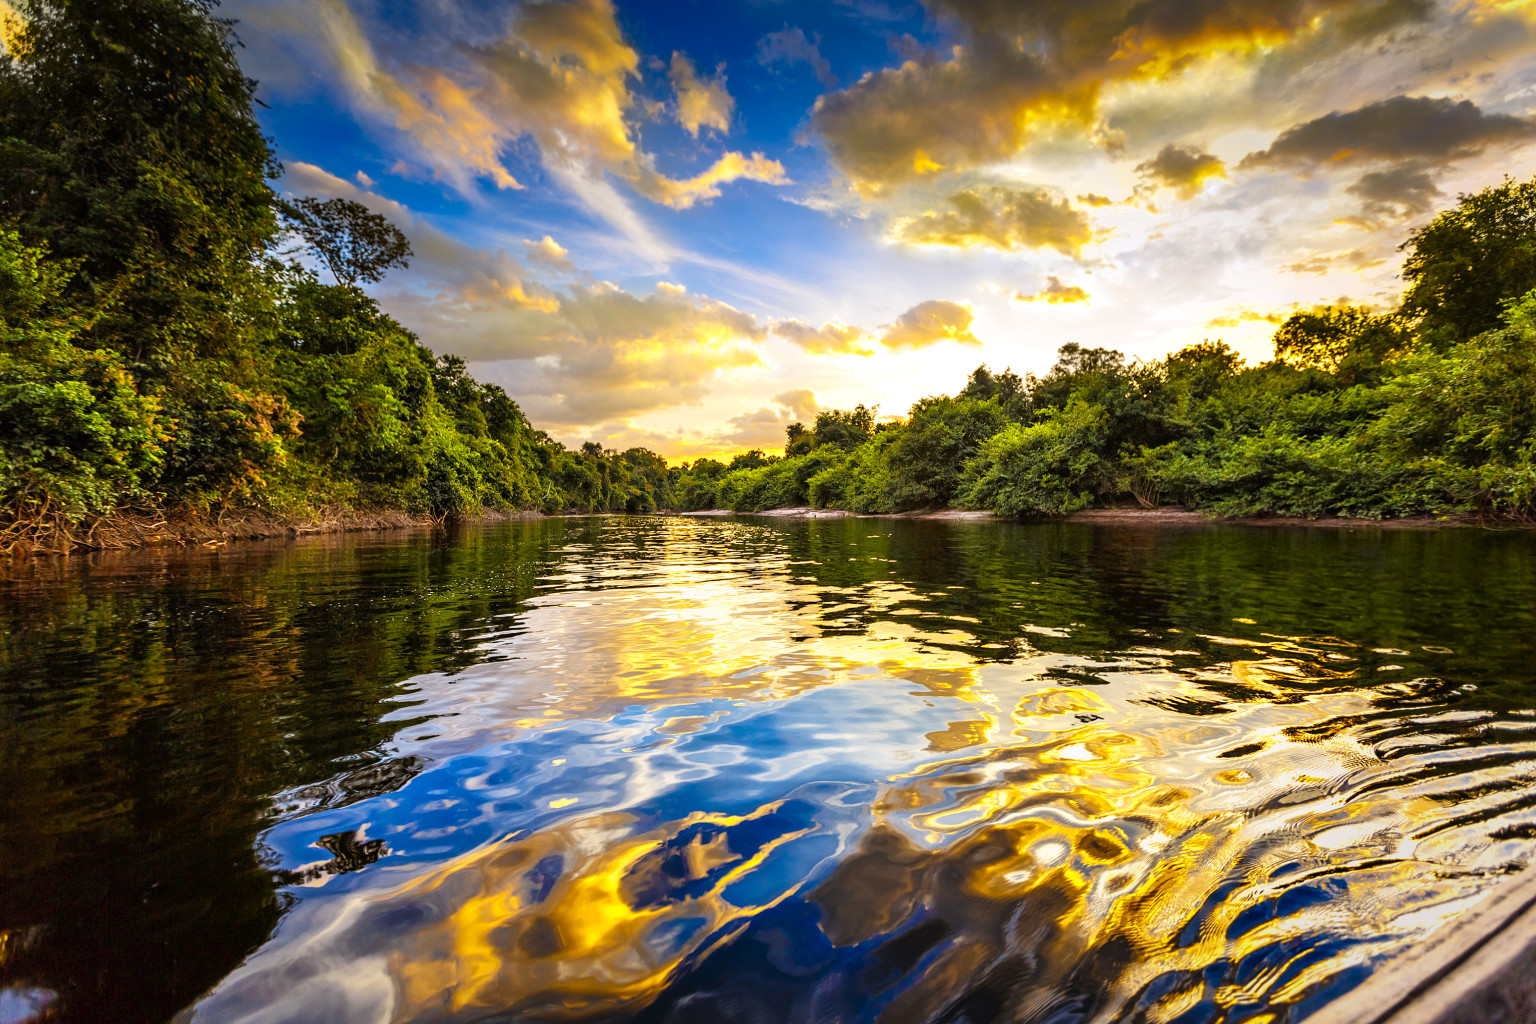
[2,517,1535,1023]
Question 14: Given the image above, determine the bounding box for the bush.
[958,403,1112,517]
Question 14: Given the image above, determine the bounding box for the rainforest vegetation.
[3,0,1536,552]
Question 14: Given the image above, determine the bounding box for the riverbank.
[677,505,1513,530]
[0,506,545,558]
[6,502,1523,560]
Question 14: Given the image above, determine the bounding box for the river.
[2,516,1534,1024]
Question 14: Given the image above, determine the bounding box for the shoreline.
[4,503,1525,561]
[675,505,1517,530]
[0,507,546,559]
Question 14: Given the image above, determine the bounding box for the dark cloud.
[809,0,1426,190]
[1341,164,1443,228]
[1135,143,1226,199]
[1240,95,1536,170]
[890,184,1094,255]
[757,27,838,87]
[810,39,1049,194]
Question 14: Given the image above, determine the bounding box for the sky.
[222,0,1536,460]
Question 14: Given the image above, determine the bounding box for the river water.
[2,516,1535,1024]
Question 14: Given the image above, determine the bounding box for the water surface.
[2,516,1535,1024]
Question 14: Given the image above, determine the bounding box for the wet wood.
[1306,862,1536,1024]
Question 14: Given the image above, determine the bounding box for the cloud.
[1339,164,1443,228]
[1016,276,1089,304]
[774,389,820,423]
[298,0,525,193]
[286,161,772,427]
[272,0,788,235]
[810,41,1049,194]
[808,0,1433,192]
[889,184,1094,256]
[525,235,576,274]
[1136,143,1227,200]
[1077,193,1115,207]
[757,27,838,87]
[721,390,823,449]
[628,151,790,210]
[283,161,560,312]
[1240,95,1536,170]
[772,319,874,356]
[1206,308,1286,328]
[669,51,734,138]
[879,299,980,349]
[1281,248,1389,274]
[524,281,769,423]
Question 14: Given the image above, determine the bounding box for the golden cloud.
[525,235,576,274]
[1206,308,1285,328]
[288,161,771,427]
[879,300,981,349]
[304,0,524,193]
[810,42,1051,194]
[721,390,823,449]
[669,51,734,138]
[890,185,1094,256]
[1016,276,1089,304]
[534,281,769,423]
[1135,143,1227,200]
[772,319,874,356]
[809,0,1422,192]
[1280,248,1389,274]
[629,151,790,210]
[291,0,787,217]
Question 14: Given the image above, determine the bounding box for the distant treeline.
[670,187,1536,519]
[667,173,1536,520]
[4,0,1536,553]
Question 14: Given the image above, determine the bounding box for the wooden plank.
[1305,862,1536,1024]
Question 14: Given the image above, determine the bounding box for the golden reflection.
[382,802,817,1019]
[179,550,1534,1024]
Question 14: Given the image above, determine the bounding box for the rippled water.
[3,517,1536,1024]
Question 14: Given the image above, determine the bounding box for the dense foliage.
[4,0,1536,550]
[0,0,680,547]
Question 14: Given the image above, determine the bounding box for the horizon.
[219,0,1536,460]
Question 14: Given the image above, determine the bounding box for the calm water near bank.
[3,516,1535,1024]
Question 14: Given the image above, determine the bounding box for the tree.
[0,0,280,360]
[280,197,412,287]
[1271,306,1408,377]
[1400,175,1536,343]
[810,405,877,451]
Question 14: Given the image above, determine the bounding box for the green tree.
[1272,305,1409,379]
[0,0,280,362]
[280,196,413,288]
[1400,175,1536,343]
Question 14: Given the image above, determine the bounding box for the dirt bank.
[2,507,545,558]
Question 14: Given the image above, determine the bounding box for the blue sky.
[221,0,1536,458]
